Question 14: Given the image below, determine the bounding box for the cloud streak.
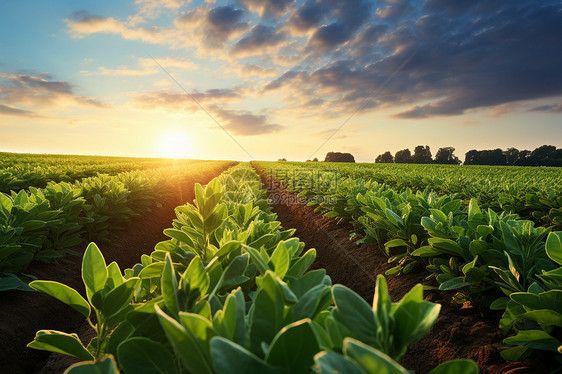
[0,73,105,118]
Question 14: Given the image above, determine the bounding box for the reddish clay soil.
[0,163,234,374]
[253,163,551,374]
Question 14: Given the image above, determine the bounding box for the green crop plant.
[27,165,478,374]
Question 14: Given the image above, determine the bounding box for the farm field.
[3,1,562,373]
[254,160,562,372]
[0,154,235,373]
[2,155,561,374]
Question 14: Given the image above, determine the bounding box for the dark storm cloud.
[230,25,287,57]
[287,0,326,33]
[422,0,475,16]
[177,5,249,49]
[236,0,295,18]
[376,0,414,20]
[267,0,562,119]
[298,0,372,52]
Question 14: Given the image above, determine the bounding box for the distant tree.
[312,157,319,162]
[464,149,506,165]
[504,147,520,165]
[529,145,557,165]
[412,145,433,164]
[278,158,287,162]
[515,150,531,165]
[394,148,412,163]
[464,149,479,165]
[324,152,355,163]
[434,147,461,164]
[375,151,394,163]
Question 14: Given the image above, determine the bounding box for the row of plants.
[27,165,478,373]
[0,160,233,292]
[256,162,562,364]
[0,152,209,193]
[262,161,562,228]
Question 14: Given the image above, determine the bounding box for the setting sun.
[158,130,193,159]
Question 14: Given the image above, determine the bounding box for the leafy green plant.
[27,165,478,373]
[28,243,140,360]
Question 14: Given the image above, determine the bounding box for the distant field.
[0,152,216,192]
[0,153,234,291]
[258,161,562,224]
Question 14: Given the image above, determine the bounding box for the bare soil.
[253,163,551,374]
[0,163,233,374]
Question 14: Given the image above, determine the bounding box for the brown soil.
[0,162,234,374]
[252,163,548,374]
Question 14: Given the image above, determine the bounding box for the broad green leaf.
[504,330,561,351]
[521,310,562,327]
[290,269,329,298]
[392,284,440,360]
[428,360,479,374]
[30,280,90,318]
[500,345,530,361]
[210,337,283,374]
[64,355,119,374]
[106,262,124,287]
[155,305,213,374]
[249,271,287,354]
[243,244,271,275]
[0,274,34,291]
[0,192,13,213]
[179,312,216,354]
[331,285,377,347]
[117,337,178,374]
[161,254,179,316]
[439,277,469,291]
[82,243,108,302]
[286,249,316,278]
[163,228,194,247]
[138,262,166,279]
[27,330,94,361]
[546,232,562,265]
[411,246,441,257]
[100,277,140,322]
[343,338,409,374]
[270,241,290,279]
[265,319,319,374]
[314,351,362,374]
[384,239,408,249]
[510,290,562,314]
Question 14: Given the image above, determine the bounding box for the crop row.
[0,152,211,193]
[28,164,478,373]
[256,162,562,363]
[266,161,562,228]
[0,160,232,292]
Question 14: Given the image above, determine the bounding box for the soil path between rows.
[253,163,543,374]
[0,163,234,374]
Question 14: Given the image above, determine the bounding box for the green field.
[3,155,561,373]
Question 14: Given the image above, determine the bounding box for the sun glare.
[158,131,193,159]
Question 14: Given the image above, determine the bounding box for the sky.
[0,0,561,162]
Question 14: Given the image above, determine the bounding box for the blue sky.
[1,0,561,161]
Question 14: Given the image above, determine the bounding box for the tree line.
[375,145,562,166]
